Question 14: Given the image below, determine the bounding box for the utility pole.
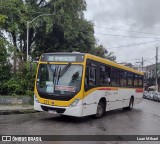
[142,57,144,71]
[27,21,29,61]
[155,47,158,91]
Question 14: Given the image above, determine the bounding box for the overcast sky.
[84,0,160,66]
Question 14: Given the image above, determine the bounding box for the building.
[145,63,160,78]
[144,63,160,91]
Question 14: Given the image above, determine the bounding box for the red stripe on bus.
[136,89,143,93]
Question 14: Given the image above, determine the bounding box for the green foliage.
[2,61,37,95]
[90,45,116,61]
[18,61,37,93]
[31,0,95,58]
[0,14,7,24]
[0,0,95,61]
[4,77,23,95]
[0,37,12,94]
[0,0,116,96]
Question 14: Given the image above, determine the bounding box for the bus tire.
[123,97,134,110]
[92,101,105,119]
[128,97,134,110]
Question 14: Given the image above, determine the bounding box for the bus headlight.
[69,98,80,107]
[34,95,39,103]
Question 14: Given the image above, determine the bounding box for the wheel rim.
[96,104,103,117]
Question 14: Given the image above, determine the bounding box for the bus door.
[82,60,98,116]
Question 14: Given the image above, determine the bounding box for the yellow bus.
[34,52,144,118]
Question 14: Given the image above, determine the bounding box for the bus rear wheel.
[123,97,134,110]
[92,101,105,119]
[128,97,134,110]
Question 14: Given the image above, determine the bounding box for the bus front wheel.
[92,101,105,119]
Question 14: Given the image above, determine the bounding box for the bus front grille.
[41,105,66,113]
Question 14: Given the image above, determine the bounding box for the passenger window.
[139,75,143,87]
[111,68,120,86]
[100,65,111,85]
[120,71,127,86]
[89,67,96,86]
[127,72,133,86]
[85,67,89,87]
[134,74,139,86]
[85,66,96,88]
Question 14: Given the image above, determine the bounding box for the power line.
[118,57,155,62]
[95,26,160,36]
[90,20,134,27]
[95,33,160,39]
[107,40,159,49]
[118,58,141,61]
[90,19,160,29]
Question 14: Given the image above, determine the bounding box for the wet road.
[0,99,160,144]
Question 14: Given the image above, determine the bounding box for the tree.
[0,37,12,94]
[0,0,96,62]
[90,45,116,61]
[31,0,95,58]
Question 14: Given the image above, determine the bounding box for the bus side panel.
[118,88,143,108]
[105,89,122,110]
[119,89,135,108]
[83,88,124,116]
[82,90,99,116]
[133,89,143,105]
[82,88,143,116]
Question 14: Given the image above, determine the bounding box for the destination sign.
[47,55,76,62]
[41,54,84,62]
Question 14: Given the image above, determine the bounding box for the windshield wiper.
[59,62,71,77]
[47,64,57,84]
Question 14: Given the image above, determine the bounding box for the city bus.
[34,52,144,118]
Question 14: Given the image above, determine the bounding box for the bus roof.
[41,52,144,75]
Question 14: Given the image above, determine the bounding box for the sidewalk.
[0,105,38,115]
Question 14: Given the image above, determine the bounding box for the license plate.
[48,110,57,114]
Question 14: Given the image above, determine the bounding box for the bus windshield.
[37,64,83,96]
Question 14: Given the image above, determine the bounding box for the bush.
[20,61,37,94]
[2,61,37,96]
[4,77,23,95]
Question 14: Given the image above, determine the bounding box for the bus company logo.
[2,136,11,141]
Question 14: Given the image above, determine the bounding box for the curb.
[0,109,40,115]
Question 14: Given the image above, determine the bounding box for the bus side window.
[85,66,96,88]
[111,68,120,86]
[127,72,134,87]
[139,75,143,87]
[89,67,96,86]
[85,67,89,87]
[134,74,139,87]
[100,65,111,85]
[120,70,127,86]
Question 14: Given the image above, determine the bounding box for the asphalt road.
[0,99,160,144]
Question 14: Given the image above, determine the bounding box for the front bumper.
[34,99,83,117]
